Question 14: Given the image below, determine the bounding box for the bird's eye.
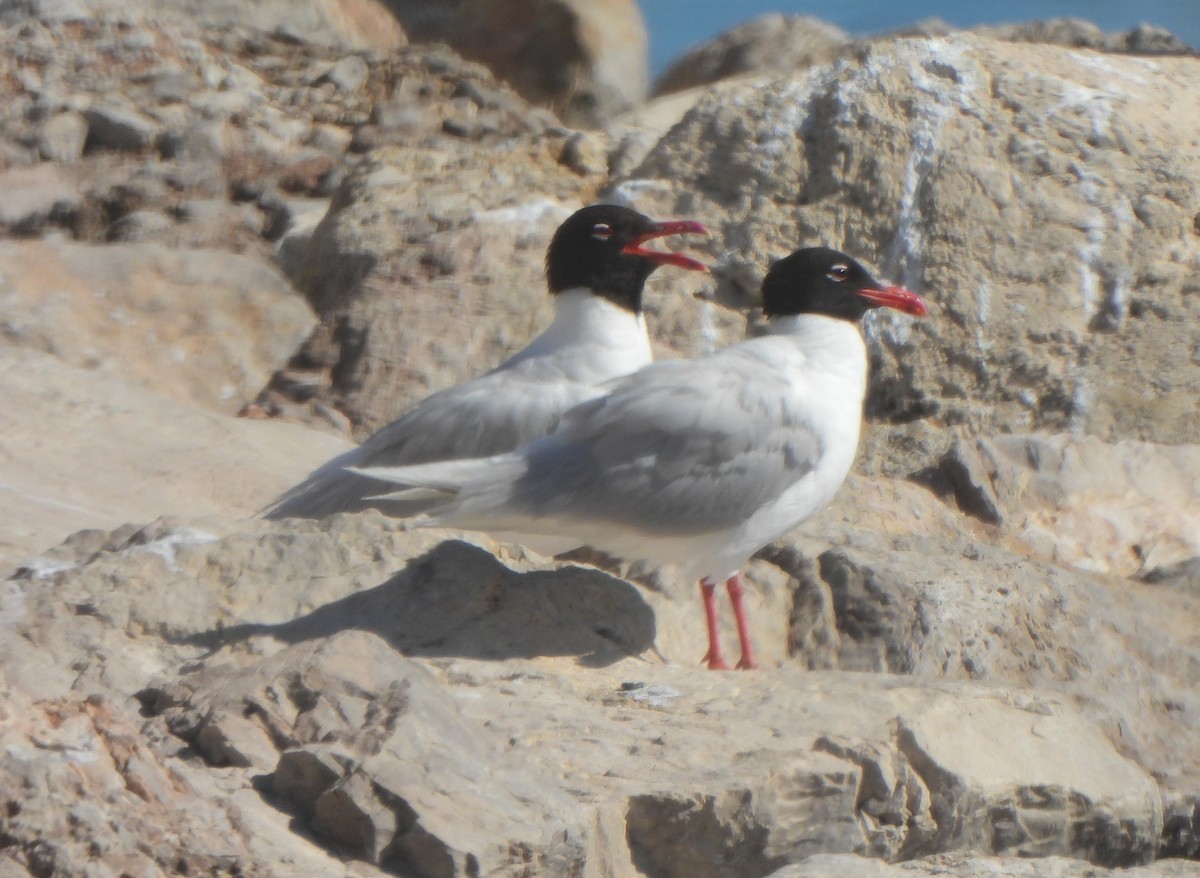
[827,264,850,282]
[591,223,614,240]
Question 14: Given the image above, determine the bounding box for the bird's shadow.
[172,539,657,668]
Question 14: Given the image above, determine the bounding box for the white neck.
[543,287,648,348]
[764,313,869,382]
[502,288,652,375]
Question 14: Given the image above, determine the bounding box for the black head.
[545,204,708,313]
[761,247,927,321]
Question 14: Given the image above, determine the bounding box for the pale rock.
[934,433,1200,576]
[106,208,175,241]
[36,109,88,162]
[0,347,352,571]
[977,18,1194,55]
[897,698,1161,862]
[5,508,1192,870]
[0,163,80,232]
[560,130,609,177]
[143,64,201,103]
[0,238,314,414]
[653,13,851,97]
[317,54,370,93]
[768,527,1200,796]
[158,119,229,161]
[618,34,1200,474]
[389,0,650,126]
[308,121,354,155]
[772,852,1200,877]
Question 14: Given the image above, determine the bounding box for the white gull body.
[355,314,868,580]
[352,245,928,670]
[263,204,706,520]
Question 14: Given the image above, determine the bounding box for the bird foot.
[735,655,758,671]
[704,650,731,671]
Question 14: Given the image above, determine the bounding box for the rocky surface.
[0,3,1198,878]
[654,16,1195,99]
[384,0,651,127]
[652,14,851,97]
[620,33,1200,477]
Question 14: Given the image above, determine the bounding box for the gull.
[352,247,927,669]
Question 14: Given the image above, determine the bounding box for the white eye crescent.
[592,223,614,240]
[827,264,849,281]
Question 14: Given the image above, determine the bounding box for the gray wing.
[500,351,822,535]
[262,369,592,519]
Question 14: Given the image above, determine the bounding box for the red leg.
[699,579,730,670]
[725,574,758,670]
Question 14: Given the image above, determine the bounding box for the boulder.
[0,238,316,414]
[771,852,1200,877]
[0,345,351,572]
[387,0,650,126]
[976,18,1194,55]
[264,141,729,438]
[616,34,1200,475]
[653,14,851,97]
[931,433,1200,576]
[653,16,1195,98]
[3,510,1190,873]
[0,163,81,234]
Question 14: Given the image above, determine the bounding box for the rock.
[932,434,1200,576]
[0,238,315,413]
[389,0,650,126]
[772,852,1200,877]
[560,130,608,176]
[262,141,732,438]
[766,526,1200,803]
[244,633,586,871]
[315,54,370,92]
[2,504,1186,872]
[142,63,202,103]
[0,672,380,875]
[36,110,88,162]
[650,16,1195,99]
[977,18,1195,55]
[2,7,1200,876]
[82,101,161,153]
[616,33,1200,475]
[896,698,1160,863]
[653,14,851,97]
[0,164,80,234]
[0,345,352,571]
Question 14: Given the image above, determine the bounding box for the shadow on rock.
[174,539,656,667]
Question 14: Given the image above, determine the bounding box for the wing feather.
[262,368,592,519]
[489,347,823,535]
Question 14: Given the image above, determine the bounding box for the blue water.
[642,0,1200,76]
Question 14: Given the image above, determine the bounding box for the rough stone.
[0,345,352,572]
[36,110,88,162]
[0,163,81,233]
[260,140,729,438]
[317,54,370,92]
[388,0,650,126]
[652,16,1195,98]
[1,7,1199,876]
[617,34,1200,475]
[977,17,1195,55]
[653,13,851,97]
[82,101,161,153]
[932,434,1200,576]
[3,495,1195,871]
[771,852,1200,877]
[0,237,315,413]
